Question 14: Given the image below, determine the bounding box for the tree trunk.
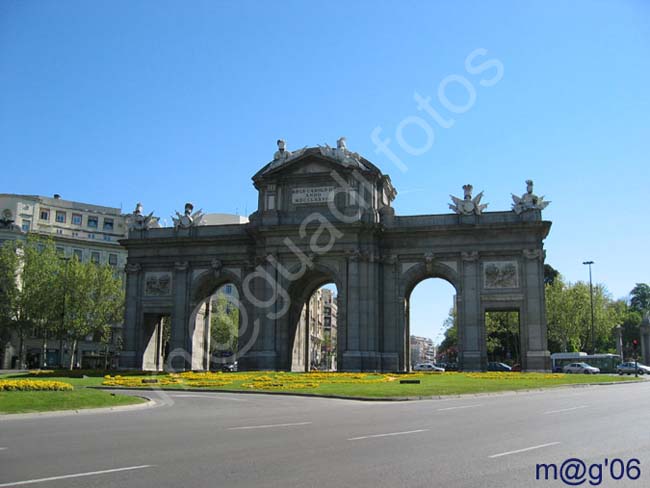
[19,330,26,370]
[68,338,77,370]
[103,344,109,370]
[41,335,48,368]
[59,337,65,368]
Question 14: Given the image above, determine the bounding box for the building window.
[72,213,82,225]
[87,216,98,228]
[56,247,65,256]
[72,231,79,237]
[103,235,112,242]
[56,229,64,235]
[91,252,100,264]
[40,209,50,220]
[103,218,114,231]
[108,254,118,266]
[88,233,95,239]
[21,220,31,232]
[55,211,66,223]
[73,249,83,261]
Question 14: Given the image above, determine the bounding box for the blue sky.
[1,0,649,342]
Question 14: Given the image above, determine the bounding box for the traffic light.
[632,339,638,352]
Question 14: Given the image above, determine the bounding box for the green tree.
[0,240,21,366]
[210,292,239,356]
[544,264,560,286]
[629,283,650,314]
[64,258,123,370]
[438,308,457,362]
[485,311,520,363]
[545,276,623,353]
[0,237,62,368]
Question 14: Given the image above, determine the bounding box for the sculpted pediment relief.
[284,160,338,176]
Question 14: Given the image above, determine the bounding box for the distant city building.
[322,288,338,370]
[410,335,436,368]
[201,213,249,225]
[0,193,132,369]
[291,288,338,371]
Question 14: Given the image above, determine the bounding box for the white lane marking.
[348,429,429,441]
[544,405,588,414]
[227,421,312,430]
[169,394,247,402]
[0,465,154,487]
[437,404,483,411]
[489,442,560,459]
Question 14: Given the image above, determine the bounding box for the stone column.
[168,261,190,371]
[342,251,362,370]
[614,325,623,360]
[239,259,279,371]
[522,249,551,371]
[203,301,211,371]
[121,263,142,369]
[458,252,483,371]
[380,255,400,372]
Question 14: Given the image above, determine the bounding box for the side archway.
[399,262,460,370]
[186,269,246,371]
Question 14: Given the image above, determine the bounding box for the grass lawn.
[97,370,638,398]
[1,371,639,410]
[0,374,146,414]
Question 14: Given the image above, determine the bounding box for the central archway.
[286,265,344,372]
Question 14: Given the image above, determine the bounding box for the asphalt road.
[1,381,650,488]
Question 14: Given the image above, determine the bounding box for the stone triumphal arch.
[120,138,552,372]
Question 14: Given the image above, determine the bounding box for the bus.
[551,353,621,373]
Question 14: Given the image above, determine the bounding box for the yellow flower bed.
[28,370,55,375]
[0,379,74,391]
[102,375,182,387]
[463,372,565,380]
[99,370,415,390]
[241,379,320,390]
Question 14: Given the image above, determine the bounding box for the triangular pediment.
[253,147,380,184]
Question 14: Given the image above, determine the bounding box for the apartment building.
[0,193,130,369]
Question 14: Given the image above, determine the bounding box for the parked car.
[444,362,459,371]
[413,363,445,372]
[616,362,650,375]
[221,361,238,372]
[563,362,600,374]
[487,362,512,372]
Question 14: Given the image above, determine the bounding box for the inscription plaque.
[291,186,335,205]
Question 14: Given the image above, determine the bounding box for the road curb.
[0,395,157,421]
[89,378,647,403]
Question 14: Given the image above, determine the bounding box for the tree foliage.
[545,276,623,353]
[437,308,457,361]
[210,291,239,354]
[0,236,124,369]
[544,264,560,286]
[486,311,520,362]
[629,283,650,314]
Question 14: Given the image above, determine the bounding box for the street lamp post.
[583,260,595,355]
